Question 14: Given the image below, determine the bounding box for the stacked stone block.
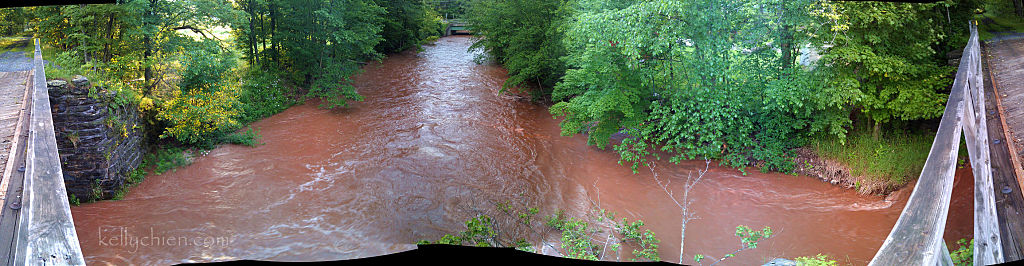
[47,76,144,201]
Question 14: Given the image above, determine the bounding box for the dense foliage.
[550,0,847,172]
[465,0,570,99]
[814,1,965,135]
[376,1,445,53]
[461,0,977,173]
[0,7,26,36]
[157,41,241,146]
[234,0,444,109]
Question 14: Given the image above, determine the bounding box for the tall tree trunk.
[248,0,258,65]
[104,14,114,63]
[259,10,266,56]
[270,0,277,63]
[873,119,881,141]
[779,1,792,73]
[1015,0,1023,18]
[144,0,157,94]
[1011,0,1019,17]
[79,4,89,66]
[780,25,792,71]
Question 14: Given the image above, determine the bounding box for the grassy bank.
[809,129,935,193]
[0,36,31,54]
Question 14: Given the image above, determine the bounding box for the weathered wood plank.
[986,37,1024,199]
[11,39,85,265]
[940,241,954,266]
[961,22,1004,264]
[0,69,31,265]
[982,38,1024,262]
[0,71,29,202]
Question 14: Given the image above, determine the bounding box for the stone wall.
[47,76,144,201]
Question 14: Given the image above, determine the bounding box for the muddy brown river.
[71,36,973,265]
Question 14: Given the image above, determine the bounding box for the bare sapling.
[648,160,711,264]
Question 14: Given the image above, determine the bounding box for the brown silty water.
[71,36,973,265]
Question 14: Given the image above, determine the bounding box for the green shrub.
[546,212,600,260]
[951,238,973,266]
[419,214,498,247]
[795,254,838,266]
[110,157,151,201]
[422,35,439,44]
[222,128,262,147]
[145,147,192,175]
[422,206,660,262]
[68,193,81,206]
[694,225,774,265]
[46,50,89,80]
[238,70,295,124]
[157,41,242,146]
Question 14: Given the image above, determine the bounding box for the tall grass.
[811,130,934,187]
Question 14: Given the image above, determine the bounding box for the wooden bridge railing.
[10,39,85,265]
[869,21,1002,266]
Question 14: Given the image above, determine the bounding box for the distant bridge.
[444,19,469,36]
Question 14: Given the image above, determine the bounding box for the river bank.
[503,82,932,197]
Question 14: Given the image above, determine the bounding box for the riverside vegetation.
[464,0,982,192]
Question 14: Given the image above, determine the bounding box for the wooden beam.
[11,39,85,265]
[961,21,1004,265]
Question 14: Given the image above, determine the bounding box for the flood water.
[71,36,973,265]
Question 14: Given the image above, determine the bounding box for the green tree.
[551,0,846,173]
[235,0,384,109]
[812,1,973,138]
[376,0,444,53]
[0,7,26,36]
[157,40,242,146]
[465,0,571,100]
